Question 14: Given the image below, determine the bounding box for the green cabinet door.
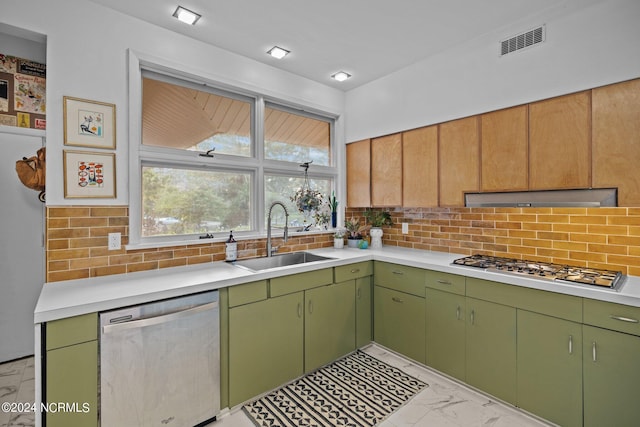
[583,325,640,427]
[425,288,466,381]
[517,310,583,427]
[465,297,516,405]
[228,292,304,406]
[355,276,373,348]
[374,286,425,363]
[305,280,356,372]
[46,340,98,427]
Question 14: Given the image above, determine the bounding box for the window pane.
[142,166,251,237]
[264,106,331,166]
[265,175,331,230]
[142,77,251,156]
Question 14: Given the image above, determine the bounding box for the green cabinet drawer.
[466,278,582,322]
[583,298,640,336]
[374,261,426,297]
[228,280,268,307]
[334,261,373,283]
[46,313,98,350]
[425,270,465,295]
[270,268,333,297]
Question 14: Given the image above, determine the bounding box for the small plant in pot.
[344,216,370,248]
[333,229,345,249]
[363,209,394,249]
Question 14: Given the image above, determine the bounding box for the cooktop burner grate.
[453,254,624,290]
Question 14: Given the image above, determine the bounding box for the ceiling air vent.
[500,25,545,56]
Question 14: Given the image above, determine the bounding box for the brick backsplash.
[346,206,640,276]
[46,206,333,283]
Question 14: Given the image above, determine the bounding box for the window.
[132,68,337,245]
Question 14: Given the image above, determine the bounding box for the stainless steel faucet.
[267,201,289,257]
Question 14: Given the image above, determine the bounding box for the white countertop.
[34,246,640,323]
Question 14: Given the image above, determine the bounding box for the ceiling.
[90,0,566,91]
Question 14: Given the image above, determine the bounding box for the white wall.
[344,0,640,142]
[2,0,345,206]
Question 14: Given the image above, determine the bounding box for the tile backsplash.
[46,206,332,283]
[347,206,640,276]
[46,205,640,282]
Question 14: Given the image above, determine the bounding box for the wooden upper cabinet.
[403,126,438,207]
[346,139,371,208]
[592,79,640,206]
[529,91,591,190]
[481,106,528,192]
[371,133,403,206]
[439,116,480,207]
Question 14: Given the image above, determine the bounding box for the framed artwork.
[63,96,116,149]
[63,150,116,198]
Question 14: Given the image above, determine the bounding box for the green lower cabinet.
[583,325,640,427]
[305,280,356,372]
[228,292,304,406]
[355,276,373,348]
[517,310,583,427]
[465,297,516,405]
[46,340,98,427]
[374,285,425,363]
[425,288,466,381]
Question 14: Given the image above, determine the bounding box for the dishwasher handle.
[102,301,218,335]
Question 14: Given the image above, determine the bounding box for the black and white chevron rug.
[243,350,428,427]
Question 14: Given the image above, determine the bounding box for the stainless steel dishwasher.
[100,291,220,427]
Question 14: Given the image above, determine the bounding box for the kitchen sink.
[233,252,334,272]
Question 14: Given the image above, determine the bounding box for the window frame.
[128,52,339,248]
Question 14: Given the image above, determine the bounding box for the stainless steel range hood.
[465,188,617,208]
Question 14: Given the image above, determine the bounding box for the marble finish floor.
[0,345,553,427]
[0,356,35,427]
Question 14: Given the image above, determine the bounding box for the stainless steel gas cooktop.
[453,254,624,291]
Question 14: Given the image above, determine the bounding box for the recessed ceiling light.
[267,46,290,59]
[331,71,352,82]
[172,6,201,25]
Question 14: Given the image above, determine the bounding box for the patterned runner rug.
[243,350,428,427]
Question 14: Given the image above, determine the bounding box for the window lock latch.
[199,148,215,158]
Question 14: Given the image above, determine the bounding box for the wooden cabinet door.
[346,139,371,207]
[374,286,425,363]
[481,106,528,192]
[592,78,640,206]
[402,126,438,207]
[517,311,583,427]
[371,133,402,206]
[439,116,480,206]
[228,292,304,406]
[305,281,356,373]
[465,297,516,405]
[425,288,466,381]
[583,325,640,427]
[529,91,591,190]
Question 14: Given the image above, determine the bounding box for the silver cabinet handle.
[456,305,461,320]
[392,270,404,275]
[609,315,639,323]
[297,303,302,318]
[356,288,361,299]
[350,268,360,273]
[308,300,313,314]
[437,280,452,285]
[592,342,597,362]
[392,297,403,303]
[470,309,475,326]
[568,335,573,355]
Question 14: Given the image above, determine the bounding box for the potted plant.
[363,209,394,249]
[344,216,370,248]
[333,229,345,249]
[329,191,338,228]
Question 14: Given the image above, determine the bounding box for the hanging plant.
[290,161,324,214]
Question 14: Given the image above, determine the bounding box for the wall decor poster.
[63,150,116,198]
[14,73,46,114]
[63,96,116,149]
[0,79,7,112]
[0,54,17,74]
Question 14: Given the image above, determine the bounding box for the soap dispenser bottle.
[225,231,237,262]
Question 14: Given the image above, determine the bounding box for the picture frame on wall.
[63,150,116,198]
[63,96,116,149]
